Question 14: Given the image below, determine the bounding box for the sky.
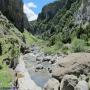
[23,0,55,21]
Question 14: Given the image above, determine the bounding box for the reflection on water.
[30,71,51,87]
[24,54,52,88]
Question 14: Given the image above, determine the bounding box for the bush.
[56,41,63,49]
[71,38,86,52]
[61,44,70,54]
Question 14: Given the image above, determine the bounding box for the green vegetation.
[0,12,24,88]
[0,64,12,89]
[29,0,90,54]
[23,30,43,46]
[23,30,38,45]
[71,38,86,52]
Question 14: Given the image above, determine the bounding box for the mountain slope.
[31,0,90,53]
[0,11,25,88]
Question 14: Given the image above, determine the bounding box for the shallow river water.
[23,53,52,88]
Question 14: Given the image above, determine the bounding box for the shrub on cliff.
[71,38,86,52]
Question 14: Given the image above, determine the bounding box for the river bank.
[15,55,42,90]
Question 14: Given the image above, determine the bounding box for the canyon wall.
[0,0,24,32]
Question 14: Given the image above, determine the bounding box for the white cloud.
[27,2,37,8]
[24,2,38,21]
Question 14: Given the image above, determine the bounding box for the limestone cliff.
[75,0,90,25]
[0,0,24,32]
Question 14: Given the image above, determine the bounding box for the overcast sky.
[23,0,55,21]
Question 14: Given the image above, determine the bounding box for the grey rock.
[36,56,44,62]
[60,75,78,90]
[75,80,89,90]
[75,0,90,27]
[43,56,52,62]
[43,78,60,90]
[35,64,44,72]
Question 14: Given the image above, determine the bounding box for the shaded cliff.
[0,0,24,32]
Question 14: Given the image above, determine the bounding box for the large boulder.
[52,53,90,81]
[75,80,89,90]
[60,75,78,90]
[43,78,60,90]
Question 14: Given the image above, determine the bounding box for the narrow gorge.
[0,0,90,90]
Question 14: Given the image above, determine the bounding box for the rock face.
[38,0,68,20]
[0,0,24,32]
[23,13,32,32]
[75,0,90,25]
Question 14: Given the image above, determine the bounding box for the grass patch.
[23,30,43,45]
[0,64,12,88]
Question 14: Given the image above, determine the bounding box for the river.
[23,53,52,88]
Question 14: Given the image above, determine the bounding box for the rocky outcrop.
[0,0,24,32]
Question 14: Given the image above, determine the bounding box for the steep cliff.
[0,0,24,32]
[32,0,90,48]
[38,0,77,21]
[0,10,25,88]
[75,0,90,25]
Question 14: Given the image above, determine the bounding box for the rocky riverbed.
[22,45,90,90]
[22,45,65,88]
